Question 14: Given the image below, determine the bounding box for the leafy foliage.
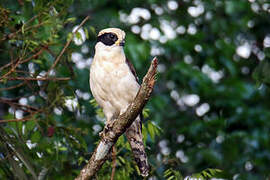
[164,168,183,180]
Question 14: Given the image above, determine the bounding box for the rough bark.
[75,57,158,180]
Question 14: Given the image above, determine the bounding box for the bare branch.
[0,81,26,91]
[0,112,39,123]
[75,57,158,180]
[0,98,39,112]
[0,77,70,81]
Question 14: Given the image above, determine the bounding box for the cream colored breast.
[90,56,139,110]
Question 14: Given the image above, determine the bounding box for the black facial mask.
[97,33,118,46]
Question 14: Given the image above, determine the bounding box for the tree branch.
[0,77,70,81]
[75,57,158,180]
[0,81,26,91]
[0,112,39,123]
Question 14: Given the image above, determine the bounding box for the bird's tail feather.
[125,116,150,177]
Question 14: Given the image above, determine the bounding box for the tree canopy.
[1,0,270,179]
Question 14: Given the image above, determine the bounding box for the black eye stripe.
[97,32,118,46]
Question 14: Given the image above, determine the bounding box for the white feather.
[90,42,140,121]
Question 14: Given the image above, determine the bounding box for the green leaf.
[90,98,99,107]
[142,124,148,144]
[118,156,126,164]
[75,32,82,40]
[31,131,41,142]
[78,156,85,165]
[84,27,89,39]
[89,26,96,35]
[59,146,67,151]
[33,59,43,65]
[142,108,150,118]
[67,32,73,41]
[21,24,25,34]
[252,60,270,86]
[147,121,155,140]
[65,17,76,23]
[25,121,36,132]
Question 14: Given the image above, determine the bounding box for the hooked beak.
[119,40,125,46]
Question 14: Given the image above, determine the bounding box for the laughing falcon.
[89,28,149,176]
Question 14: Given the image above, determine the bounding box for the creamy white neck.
[94,42,125,63]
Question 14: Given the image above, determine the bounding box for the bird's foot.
[99,121,114,138]
[99,131,105,138]
[104,122,113,131]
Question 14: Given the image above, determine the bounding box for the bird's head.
[95,28,126,53]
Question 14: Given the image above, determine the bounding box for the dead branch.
[75,57,158,180]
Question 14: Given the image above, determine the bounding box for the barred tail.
[125,116,149,177]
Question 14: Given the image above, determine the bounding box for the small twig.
[24,79,38,96]
[0,81,26,91]
[0,112,39,123]
[23,21,48,33]
[0,98,39,112]
[20,48,45,64]
[0,93,36,101]
[0,48,44,80]
[0,58,23,80]
[46,15,90,76]
[0,150,15,162]
[43,46,56,58]
[0,61,14,71]
[0,77,70,81]
[110,146,117,180]
[0,14,40,42]
[14,70,33,75]
[0,43,49,72]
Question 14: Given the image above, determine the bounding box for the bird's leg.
[105,112,119,129]
[100,112,119,138]
[125,116,150,177]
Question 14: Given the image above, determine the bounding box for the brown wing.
[126,58,139,83]
[126,58,143,130]
[125,60,149,176]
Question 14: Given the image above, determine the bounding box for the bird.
[89,28,150,177]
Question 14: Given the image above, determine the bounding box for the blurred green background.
[1,0,270,179]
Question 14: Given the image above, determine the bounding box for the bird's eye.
[110,34,115,39]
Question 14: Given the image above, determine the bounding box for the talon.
[105,122,113,130]
[99,131,104,138]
